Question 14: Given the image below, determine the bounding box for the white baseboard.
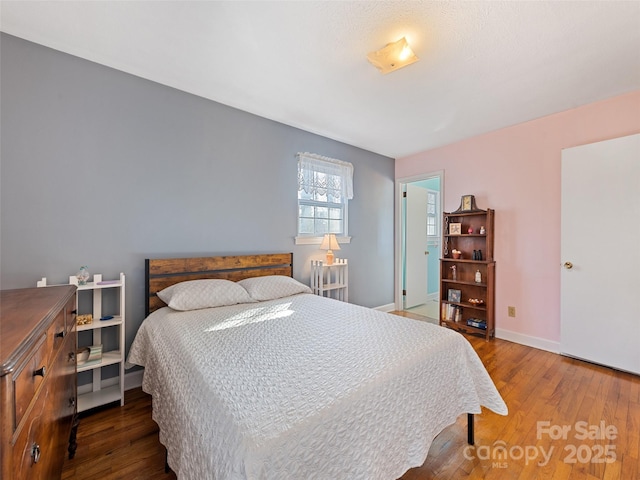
[125,369,144,390]
[374,303,396,312]
[495,328,560,354]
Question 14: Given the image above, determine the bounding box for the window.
[426,190,439,239]
[297,152,353,243]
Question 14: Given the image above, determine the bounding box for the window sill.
[295,236,351,245]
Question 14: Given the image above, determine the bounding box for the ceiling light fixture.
[367,36,419,74]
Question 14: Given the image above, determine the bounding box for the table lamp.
[319,234,340,265]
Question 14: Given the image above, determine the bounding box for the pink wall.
[396,91,640,344]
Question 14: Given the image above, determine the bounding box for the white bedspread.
[127,293,507,480]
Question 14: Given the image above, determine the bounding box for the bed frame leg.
[165,449,170,474]
[467,413,474,445]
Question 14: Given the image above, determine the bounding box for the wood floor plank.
[62,312,640,479]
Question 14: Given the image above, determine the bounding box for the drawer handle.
[71,309,77,314]
[69,397,76,408]
[68,351,76,362]
[33,366,46,378]
[55,330,65,339]
[32,443,41,464]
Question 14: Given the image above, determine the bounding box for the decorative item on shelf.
[452,249,462,259]
[447,289,461,303]
[449,222,462,235]
[480,225,486,235]
[76,344,102,367]
[468,298,485,306]
[472,250,483,260]
[319,234,340,265]
[76,265,90,285]
[468,227,474,234]
[453,194,481,213]
[450,265,457,281]
[455,307,462,322]
[475,269,482,283]
[77,314,93,325]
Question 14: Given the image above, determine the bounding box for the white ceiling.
[1,1,639,158]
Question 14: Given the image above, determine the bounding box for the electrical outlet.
[508,306,516,317]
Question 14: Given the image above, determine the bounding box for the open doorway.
[395,172,443,322]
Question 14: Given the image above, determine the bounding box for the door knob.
[563,262,573,270]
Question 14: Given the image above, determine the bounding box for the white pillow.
[157,279,255,311]
[238,275,311,301]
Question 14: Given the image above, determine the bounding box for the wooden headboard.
[145,253,293,316]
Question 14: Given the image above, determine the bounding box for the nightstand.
[310,259,348,302]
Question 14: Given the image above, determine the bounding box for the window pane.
[327,191,341,203]
[329,207,342,219]
[315,218,329,234]
[314,191,327,202]
[299,189,313,201]
[329,220,343,234]
[299,218,314,234]
[316,207,328,219]
[299,204,314,217]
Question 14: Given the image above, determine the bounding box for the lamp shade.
[319,234,340,265]
[319,234,340,251]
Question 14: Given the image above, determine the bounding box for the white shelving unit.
[37,273,125,412]
[310,259,348,302]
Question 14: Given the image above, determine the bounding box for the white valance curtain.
[297,152,354,201]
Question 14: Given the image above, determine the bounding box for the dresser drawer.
[47,307,67,360]
[11,334,76,480]
[12,379,46,479]
[13,335,48,429]
[64,295,76,334]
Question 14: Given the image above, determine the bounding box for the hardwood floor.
[62,313,639,479]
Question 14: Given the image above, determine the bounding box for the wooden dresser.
[1,286,78,480]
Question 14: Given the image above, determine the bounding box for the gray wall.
[0,34,395,355]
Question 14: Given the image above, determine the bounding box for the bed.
[127,253,507,479]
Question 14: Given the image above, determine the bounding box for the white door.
[405,184,429,308]
[560,133,640,374]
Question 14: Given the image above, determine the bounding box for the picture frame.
[448,288,461,303]
[461,194,474,211]
[449,222,462,235]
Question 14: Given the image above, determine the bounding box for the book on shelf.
[441,304,460,322]
[466,318,487,330]
[77,344,103,367]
